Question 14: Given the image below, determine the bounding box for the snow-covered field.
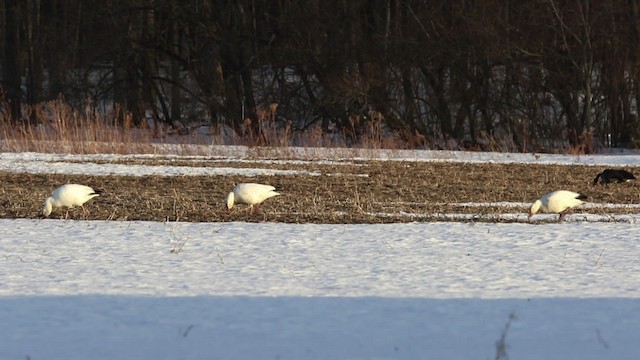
[1,149,640,360]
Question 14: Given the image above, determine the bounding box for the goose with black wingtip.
[225,183,280,212]
[528,190,587,222]
[43,184,102,218]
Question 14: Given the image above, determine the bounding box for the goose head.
[225,191,235,211]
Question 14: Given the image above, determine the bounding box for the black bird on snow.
[593,169,636,185]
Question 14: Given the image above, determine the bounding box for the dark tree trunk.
[3,0,22,122]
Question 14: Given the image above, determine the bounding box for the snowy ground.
[1,149,640,359]
[2,147,640,178]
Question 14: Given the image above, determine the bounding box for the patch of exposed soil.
[1,162,638,223]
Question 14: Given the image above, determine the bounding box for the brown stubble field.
[1,160,638,223]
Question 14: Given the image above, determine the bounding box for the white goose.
[528,190,587,222]
[226,183,280,212]
[43,184,102,218]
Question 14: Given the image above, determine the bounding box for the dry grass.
[0,98,162,154]
[1,161,638,224]
[0,98,391,154]
[0,96,600,154]
[0,98,633,223]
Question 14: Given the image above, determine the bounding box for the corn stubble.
[0,161,637,224]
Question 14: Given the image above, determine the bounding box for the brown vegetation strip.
[0,162,638,223]
[53,158,370,174]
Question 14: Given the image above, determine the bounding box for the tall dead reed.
[0,96,600,156]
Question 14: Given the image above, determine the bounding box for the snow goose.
[528,190,587,222]
[225,183,280,212]
[593,169,636,185]
[43,184,102,218]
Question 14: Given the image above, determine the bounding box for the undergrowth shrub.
[0,96,600,155]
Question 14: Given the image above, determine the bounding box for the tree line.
[2,0,640,151]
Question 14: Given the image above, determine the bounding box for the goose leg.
[558,211,568,222]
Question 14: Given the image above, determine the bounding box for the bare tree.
[2,0,22,121]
